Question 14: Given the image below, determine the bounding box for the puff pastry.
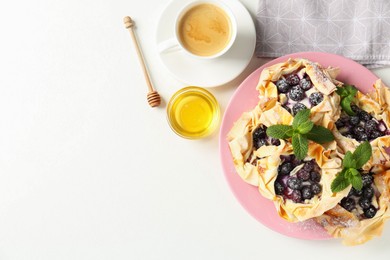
[256,140,348,222]
[256,58,341,128]
[334,80,390,170]
[228,101,347,222]
[316,167,390,246]
[227,102,292,186]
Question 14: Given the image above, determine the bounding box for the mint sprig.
[336,84,358,116]
[305,125,335,144]
[266,109,335,160]
[292,133,308,160]
[266,125,293,139]
[331,141,372,193]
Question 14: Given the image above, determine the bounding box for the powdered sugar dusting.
[294,219,327,232]
[332,217,358,228]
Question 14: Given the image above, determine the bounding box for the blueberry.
[303,161,315,172]
[309,92,324,106]
[351,104,361,113]
[291,155,302,165]
[286,74,300,86]
[254,139,267,149]
[358,197,371,210]
[279,162,293,175]
[271,138,281,146]
[280,155,293,162]
[365,120,378,131]
[353,126,365,135]
[283,187,294,198]
[299,77,312,90]
[291,190,303,203]
[340,115,350,123]
[297,168,310,181]
[311,183,322,195]
[370,131,382,140]
[361,174,373,188]
[278,175,290,186]
[349,187,363,197]
[302,186,314,200]
[275,181,285,195]
[253,126,266,139]
[340,197,356,212]
[349,116,360,126]
[335,119,344,128]
[276,79,291,93]
[287,177,303,190]
[310,171,321,182]
[289,86,305,101]
[358,111,371,122]
[253,127,267,149]
[364,205,377,218]
[292,103,307,115]
[356,132,368,141]
[363,186,374,199]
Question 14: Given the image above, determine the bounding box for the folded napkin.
[255,0,390,68]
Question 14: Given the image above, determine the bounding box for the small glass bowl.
[167,86,220,139]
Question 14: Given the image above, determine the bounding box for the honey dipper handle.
[124,16,155,93]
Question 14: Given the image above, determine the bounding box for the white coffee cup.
[158,0,237,59]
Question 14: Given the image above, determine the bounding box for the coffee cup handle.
[158,38,182,54]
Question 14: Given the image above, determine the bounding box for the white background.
[1,0,390,259]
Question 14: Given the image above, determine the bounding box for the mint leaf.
[266,125,293,139]
[337,85,358,116]
[353,141,372,169]
[292,133,308,160]
[349,168,360,176]
[341,95,356,116]
[342,152,356,169]
[344,168,352,179]
[345,168,359,179]
[337,85,357,97]
[292,109,310,130]
[331,136,371,193]
[306,125,335,144]
[331,171,350,193]
[297,120,314,134]
[336,87,349,97]
[345,85,358,96]
[350,174,363,191]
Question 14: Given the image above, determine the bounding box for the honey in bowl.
[167,87,220,139]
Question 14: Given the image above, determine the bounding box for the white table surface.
[1,0,390,259]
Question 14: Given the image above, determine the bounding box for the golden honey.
[167,87,220,139]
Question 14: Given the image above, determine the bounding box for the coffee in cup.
[158,1,237,59]
[177,3,233,57]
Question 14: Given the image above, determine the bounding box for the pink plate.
[219,52,379,240]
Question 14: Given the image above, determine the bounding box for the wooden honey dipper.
[124,16,161,107]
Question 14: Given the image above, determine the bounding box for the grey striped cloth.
[255,0,390,68]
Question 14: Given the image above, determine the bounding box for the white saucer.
[156,0,256,88]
